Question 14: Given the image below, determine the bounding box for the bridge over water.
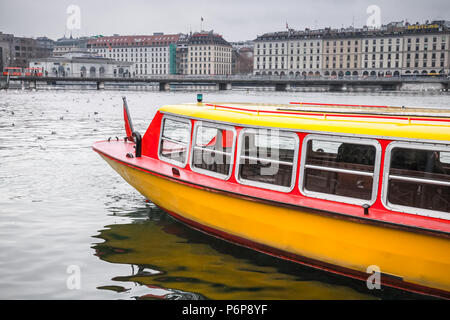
[2,75,450,92]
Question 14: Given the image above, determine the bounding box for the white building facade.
[402,32,450,75]
[253,21,450,77]
[323,36,362,77]
[254,31,323,76]
[29,52,133,78]
[88,34,180,77]
[186,32,232,75]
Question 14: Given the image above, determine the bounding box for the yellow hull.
[94,214,376,299]
[102,154,450,297]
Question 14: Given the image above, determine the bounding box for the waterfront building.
[231,41,254,75]
[29,51,133,78]
[0,32,54,69]
[402,23,450,75]
[53,36,92,56]
[36,37,55,55]
[287,33,323,76]
[186,31,232,75]
[0,32,14,71]
[175,34,189,75]
[321,28,362,77]
[87,33,181,77]
[254,30,323,76]
[253,20,450,77]
[253,32,288,75]
[359,34,403,77]
[232,46,253,75]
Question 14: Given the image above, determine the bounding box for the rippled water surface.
[0,89,448,300]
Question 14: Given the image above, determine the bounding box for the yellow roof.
[158,102,450,143]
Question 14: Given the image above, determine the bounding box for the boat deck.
[158,101,450,142]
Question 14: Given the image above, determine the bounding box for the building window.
[158,116,191,167]
[299,135,381,205]
[236,129,299,192]
[382,142,450,219]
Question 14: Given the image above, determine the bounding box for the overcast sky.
[1,0,449,42]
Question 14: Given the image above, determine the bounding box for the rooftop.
[188,31,231,46]
[255,20,450,41]
[88,34,182,47]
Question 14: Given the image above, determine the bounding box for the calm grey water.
[0,88,448,300]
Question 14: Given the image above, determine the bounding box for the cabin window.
[191,122,236,179]
[299,135,381,205]
[159,116,191,167]
[383,142,450,219]
[236,128,299,192]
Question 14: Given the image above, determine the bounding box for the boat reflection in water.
[92,203,424,300]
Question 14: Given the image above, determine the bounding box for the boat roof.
[158,102,450,143]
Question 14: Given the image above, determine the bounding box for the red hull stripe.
[93,147,450,239]
[290,101,391,108]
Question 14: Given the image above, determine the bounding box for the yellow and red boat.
[93,97,450,299]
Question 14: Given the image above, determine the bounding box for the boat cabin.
[127,101,450,226]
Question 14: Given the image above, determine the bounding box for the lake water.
[0,88,448,300]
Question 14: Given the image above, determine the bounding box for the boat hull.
[100,153,450,299]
